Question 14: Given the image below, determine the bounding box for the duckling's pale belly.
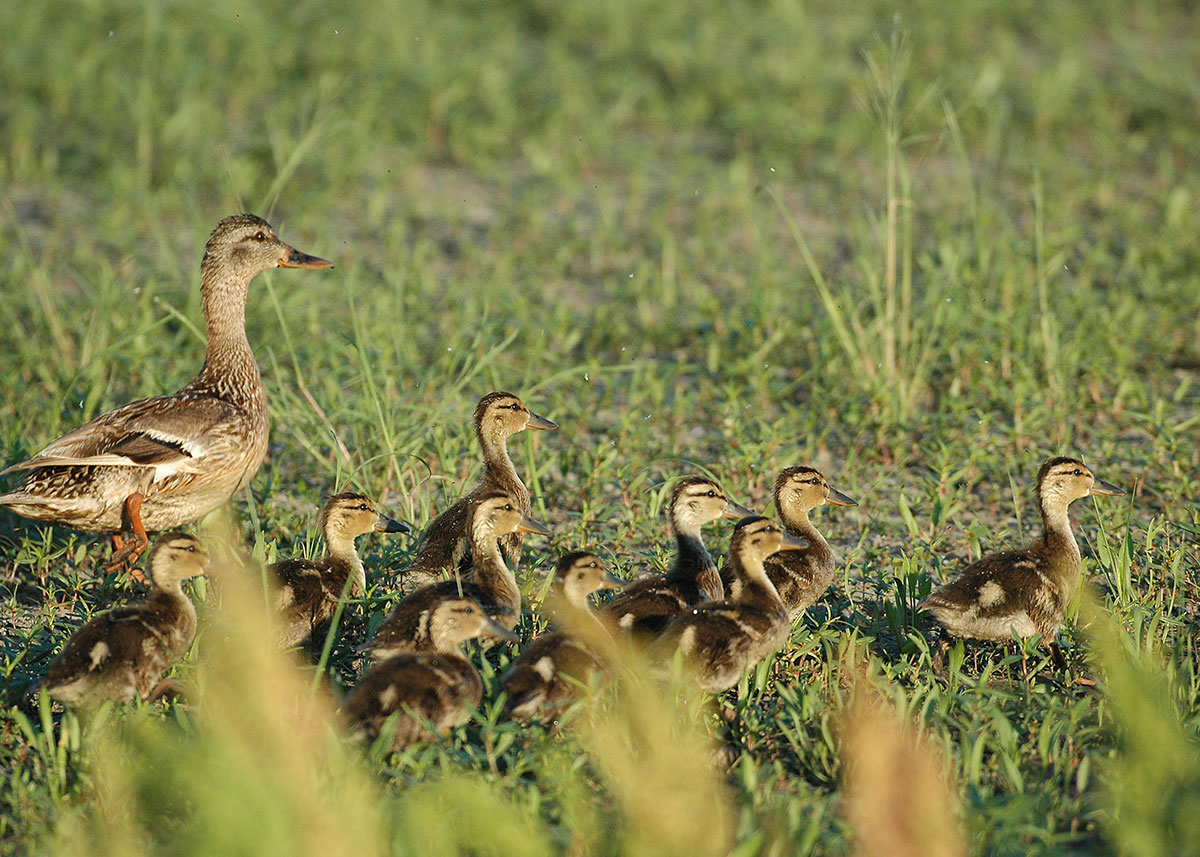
[928,606,1041,642]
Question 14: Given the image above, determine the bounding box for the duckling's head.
[775,466,858,517]
[474,392,558,444]
[729,516,806,567]
[1036,457,1125,508]
[202,214,332,289]
[318,492,409,543]
[147,532,209,586]
[669,477,754,533]
[468,492,552,544]
[554,551,625,607]
[427,597,520,651]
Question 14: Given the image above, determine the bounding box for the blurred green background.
[1,1,1198,855]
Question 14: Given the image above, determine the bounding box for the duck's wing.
[45,605,163,685]
[919,550,1034,612]
[4,394,240,475]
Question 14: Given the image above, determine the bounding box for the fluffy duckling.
[363,492,551,656]
[1,215,332,572]
[722,466,857,619]
[602,477,752,637]
[918,457,1125,674]
[42,533,209,707]
[343,596,517,750]
[272,493,407,649]
[403,392,556,589]
[500,552,626,723]
[659,517,804,693]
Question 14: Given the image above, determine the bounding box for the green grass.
[2,0,1199,854]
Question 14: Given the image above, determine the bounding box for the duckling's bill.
[484,617,521,642]
[722,499,755,519]
[775,532,808,552]
[278,246,334,269]
[375,514,410,533]
[824,487,858,506]
[600,571,627,589]
[1088,477,1124,497]
[517,514,552,535]
[525,412,558,431]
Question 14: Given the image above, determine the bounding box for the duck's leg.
[1048,640,1095,686]
[104,493,149,580]
[931,635,950,675]
[147,678,186,702]
[1048,640,1067,672]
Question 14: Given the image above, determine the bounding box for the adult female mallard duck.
[401,392,556,590]
[500,551,626,723]
[343,596,517,750]
[602,477,752,637]
[272,492,407,650]
[363,491,551,656]
[659,516,804,693]
[42,533,209,707]
[721,466,857,620]
[1,215,332,572]
[918,456,1125,675]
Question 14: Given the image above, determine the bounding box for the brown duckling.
[602,477,752,637]
[402,392,556,590]
[363,491,551,656]
[342,596,517,750]
[659,516,804,693]
[918,456,1125,674]
[1,215,332,573]
[272,493,408,649]
[42,533,210,707]
[500,552,627,723]
[722,466,857,619]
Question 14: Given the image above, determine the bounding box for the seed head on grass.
[839,652,965,857]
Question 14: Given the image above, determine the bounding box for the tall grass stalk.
[772,23,942,421]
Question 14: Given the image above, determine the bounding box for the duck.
[918,456,1125,674]
[41,532,210,707]
[272,492,408,650]
[0,215,332,573]
[342,596,517,750]
[363,491,551,656]
[658,516,804,693]
[401,392,556,590]
[721,466,857,620]
[500,551,627,723]
[602,477,752,637]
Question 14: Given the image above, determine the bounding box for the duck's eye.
[504,504,513,511]
[1072,469,1083,476]
[253,231,266,241]
[810,478,820,484]
[707,490,716,497]
[185,544,197,552]
[589,561,597,568]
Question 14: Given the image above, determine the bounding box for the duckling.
[1,215,332,573]
[918,457,1125,674]
[342,596,518,750]
[402,392,556,590]
[721,466,857,619]
[602,477,752,637]
[500,552,627,723]
[659,516,804,693]
[42,533,209,707]
[272,492,408,650]
[363,491,551,655]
